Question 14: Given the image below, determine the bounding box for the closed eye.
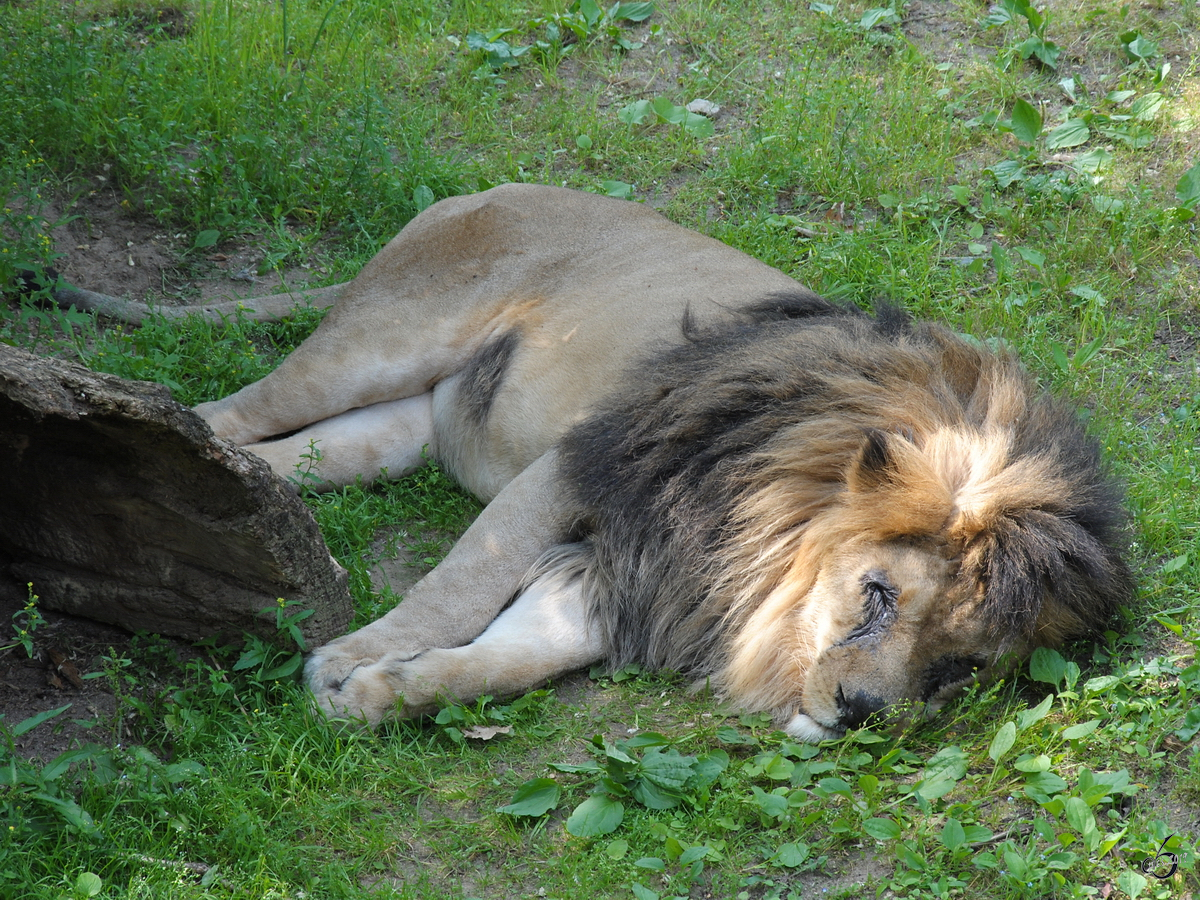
[843,570,899,643]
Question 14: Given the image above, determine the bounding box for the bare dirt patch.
[0,578,169,762]
[45,179,332,309]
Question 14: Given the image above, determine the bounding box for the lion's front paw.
[305,649,431,725]
[305,650,389,725]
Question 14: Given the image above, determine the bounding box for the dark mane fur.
[557,292,1131,677]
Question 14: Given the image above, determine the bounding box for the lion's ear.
[847,429,895,493]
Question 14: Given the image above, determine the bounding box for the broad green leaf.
[631,884,659,900]
[817,776,854,797]
[1077,768,1132,805]
[1046,850,1079,869]
[413,184,435,212]
[1015,753,1051,773]
[634,857,665,870]
[1120,30,1159,62]
[31,791,96,834]
[630,777,682,810]
[601,740,637,769]
[497,778,560,817]
[1161,553,1190,574]
[1028,647,1066,686]
[74,873,103,897]
[261,651,303,681]
[618,99,654,125]
[679,846,709,865]
[941,817,967,851]
[897,842,927,871]
[859,7,899,30]
[1065,796,1100,849]
[602,180,634,199]
[1024,769,1068,796]
[772,842,810,868]
[1003,850,1029,880]
[650,96,683,124]
[639,748,695,791]
[613,2,656,22]
[687,751,729,790]
[1176,161,1200,209]
[964,824,993,843]
[864,817,902,841]
[621,732,671,749]
[988,158,1026,188]
[606,839,629,859]
[924,746,969,782]
[681,111,715,138]
[917,746,968,801]
[565,794,624,836]
[759,752,796,781]
[1062,719,1100,740]
[1131,92,1164,121]
[1084,674,1121,694]
[1010,98,1042,144]
[1075,148,1108,174]
[193,229,220,249]
[577,0,603,26]
[1015,246,1045,269]
[1117,868,1148,900]
[549,761,604,775]
[751,786,790,820]
[715,726,751,744]
[989,721,1017,763]
[1098,831,1125,858]
[1016,694,1053,730]
[947,184,972,206]
[1045,119,1090,150]
[1177,706,1200,741]
[1019,36,1060,68]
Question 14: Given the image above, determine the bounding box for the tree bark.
[0,344,352,648]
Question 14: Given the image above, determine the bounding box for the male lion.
[192,183,1130,740]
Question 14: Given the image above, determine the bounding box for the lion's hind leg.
[245,393,434,488]
[312,545,602,722]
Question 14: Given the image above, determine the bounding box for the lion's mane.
[557,292,1131,710]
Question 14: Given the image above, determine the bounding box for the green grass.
[2,0,1200,897]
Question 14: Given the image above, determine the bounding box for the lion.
[187,183,1131,739]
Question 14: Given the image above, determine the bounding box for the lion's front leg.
[312,554,601,722]
[305,450,578,721]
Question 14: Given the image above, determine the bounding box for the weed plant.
[1,0,1199,897]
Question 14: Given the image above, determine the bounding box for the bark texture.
[0,344,352,647]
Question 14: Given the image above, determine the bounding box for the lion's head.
[719,362,1131,740]
[563,294,1132,740]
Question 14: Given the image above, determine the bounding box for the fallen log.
[0,344,352,647]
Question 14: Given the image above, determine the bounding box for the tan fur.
[189,184,1127,737]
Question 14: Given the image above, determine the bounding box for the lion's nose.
[835,684,886,730]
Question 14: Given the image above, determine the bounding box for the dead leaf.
[461,725,512,741]
[47,647,85,689]
[1160,733,1186,754]
[1100,883,1112,899]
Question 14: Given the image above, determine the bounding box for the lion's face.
[785,539,1000,741]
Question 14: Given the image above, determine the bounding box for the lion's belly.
[429,303,678,500]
